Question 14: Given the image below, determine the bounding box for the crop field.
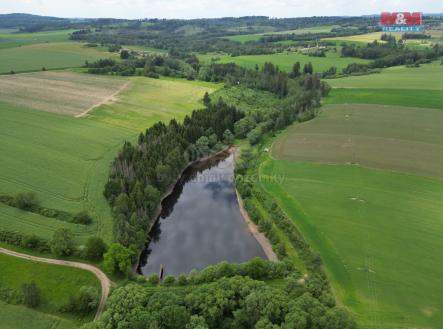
[0,71,128,116]
[87,77,220,131]
[0,253,99,327]
[224,25,339,43]
[325,61,443,109]
[263,59,443,328]
[272,104,443,179]
[0,42,116,73]
[0,73,218,243]
[0,29,75,49]
[198,50,369,73]
[325,88,443,109]
[327,61,443,90]
[261,159,443,328]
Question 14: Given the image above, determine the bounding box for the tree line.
[81,275,356,329]
[341,38,443,73]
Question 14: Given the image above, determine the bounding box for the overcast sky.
[1,0,442,19]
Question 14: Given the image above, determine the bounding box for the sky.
[0,0,442,19]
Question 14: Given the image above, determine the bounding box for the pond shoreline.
[134,146,233,271]
[235,188,278,262]
[135,145,276,273]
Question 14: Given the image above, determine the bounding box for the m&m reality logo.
[380,12,424,32]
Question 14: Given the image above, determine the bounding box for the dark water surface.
[138,151,266,276]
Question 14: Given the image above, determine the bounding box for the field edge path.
[0,247,111,321]
[75,80,131,118]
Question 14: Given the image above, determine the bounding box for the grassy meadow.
[0,42,117,73]
[0,253,100,316]
[198,50,369,73]
[0,301,77,329]
[0,72,218,243]
[0,253,100,327]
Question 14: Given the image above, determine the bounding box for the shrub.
[103,243,133,274]
[13,192,37,210]
[22,281,40,308]
[73,211,93,225]
[21,234,42,249]
[162,275,176,286]
[147,273,160,286]
[83,237,107,261]
[64,286,99,314]
[50,228,74,256]
[177,273,188,286]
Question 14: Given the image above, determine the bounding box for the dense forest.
[104,61,327,255]
[82,275,356,329]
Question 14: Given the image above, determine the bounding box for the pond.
[138,151,267,276]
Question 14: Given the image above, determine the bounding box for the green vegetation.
[272,104,443,179]
[0,74,217,244]
[261,160,443,328]
[325,61,443,109]
[323,29,443,47]
[0,29,75,49]
[224,25,339,43]
[198,51,369,73]
[325,88,443,109]
[0,42,117,73]
[327,60,443,90]
[0,301,77,329]
[262,58,443,328]
[87,274,355,329]
[0,253,100,326]
[88,77,219,131]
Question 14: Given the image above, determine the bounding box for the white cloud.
[0,0,441,19]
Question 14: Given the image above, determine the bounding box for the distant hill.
[0,13,70,28]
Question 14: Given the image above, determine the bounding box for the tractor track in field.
[75,80,131,118]
[0,247,111,321]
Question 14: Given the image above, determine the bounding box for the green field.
[87,77,220,131]
[224,25,339,43]
[327,61,443,90]
[0,42,116,73]
[0,301,77,329]
[272,104,443,179]
[262,59,443,328]
[0,29,75,49]
[0,253,100,327]
[198,50,369,73]
[261,159,443,328]
[325,61,443,109]
[325,88,443,109]
[0,72,218,243]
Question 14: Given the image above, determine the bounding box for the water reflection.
[138,151,266,276]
